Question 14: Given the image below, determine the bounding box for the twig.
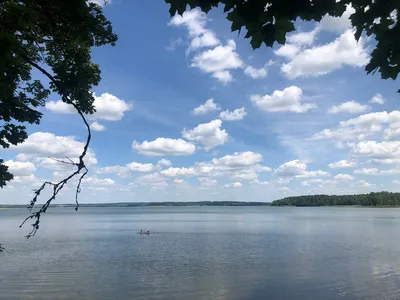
[18,52,92,238]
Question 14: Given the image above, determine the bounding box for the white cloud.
[198,177,217,187]
[213,151,263,168]
[286,27,320,46]
[15,154,29,161]
[126,162,154,172]
[352,140,400,160]
[160,167,196,177]
[83,177,115,186]
[132,138,196,156]
[169,9,208,38]
[281,30,369,79]
[354,168,379,175]
[244,65,267,79]
[173,179,184,184]
[275,159,329,178]
[251,86,316,113]
[369,93,385,104]
[192,98,220,115]
[157,159,172,167]
[219,108,247,121]
[328,101,370,114]
[46,93,131,121]
[95,166,130,178]
[334,174,354,181]
[45,101,75,114]
[252,179,269,185]
[165,37,184,51]
[182,119,229,150]
[301,179,325,186]
[310,111,400,144]
[190,31,220,50]
[274,44,301,59]
[90,93,131,121]
[135,172,169,189]
[12,174,42,186]
[393,180,400,185]
[319,5,355,34]
[278,186,290,192]
[367,158,400,165]
[191,40,243,83]
[328,160,356,168]
[225,182,242,188]
[357,180,374,188]
[189,151,267,181]
[170,9,244,83]
[90,121,106,131]
[4,160,36,176]
[89,0,110,6]
[10,132,97,166]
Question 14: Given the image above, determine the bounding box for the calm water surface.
[1,206,400,299]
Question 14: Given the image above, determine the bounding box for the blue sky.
[2,1,400,204]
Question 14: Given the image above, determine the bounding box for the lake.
[1,206,400,299]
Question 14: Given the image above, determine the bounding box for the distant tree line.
[271,192,400,207]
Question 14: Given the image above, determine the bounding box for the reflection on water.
[1,207,400,299]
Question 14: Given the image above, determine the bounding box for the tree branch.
[18,52,92,238]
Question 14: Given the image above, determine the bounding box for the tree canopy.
[166,0,400,86]
[271,192,400,206]
[0,0,117,236]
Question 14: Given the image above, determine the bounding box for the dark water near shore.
[1,206,400,299]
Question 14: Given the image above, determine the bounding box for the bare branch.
[18,52,92,238]
[47,156,77,166]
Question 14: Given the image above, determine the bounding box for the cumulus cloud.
[219,108,247,121]
[126,162,154,172]
[352,140,400,161]
[354,168,379,175]
[319,5,355,34]
[301,179,325,186]
[198,177,217,187]
[9,132,97,167]
[369,93,385,104]
[281,30,369,79]
[135,172,169,190]
[132,138,196,156]
[4,160,36,176]
[357,180,374,188]
[334,174,354,181]
[46,93,131,121]
[191,40,243,83]
[90,121,106,131]
[274,44,301,59]
[244,65,267,79]
[225,182,242,188]
[190,151,268,181]
[83,177,115,186]
[170,9,254,83]
[160,167,196,177]
[286,27,320,46]
[328,160,356,168]
[252,179,269,185]
[251,86,316,113]
[182,119,229,150]
[328,101,370,114]
[275,160,329,178]
[157,159,172,167]
[192,98,220,115]
[310,111,400,145]
[95,165,130,178]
